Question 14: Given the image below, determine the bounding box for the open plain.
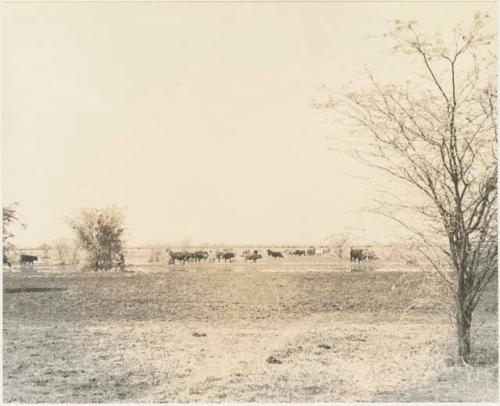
[3,252,498,402]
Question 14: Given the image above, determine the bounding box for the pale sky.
[3,1,496,247]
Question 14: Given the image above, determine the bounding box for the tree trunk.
[456,303,472,364]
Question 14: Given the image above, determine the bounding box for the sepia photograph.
[2,0,498,403]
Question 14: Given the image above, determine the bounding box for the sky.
[3,1,496,247]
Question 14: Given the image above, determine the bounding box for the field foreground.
[3,267,498,402]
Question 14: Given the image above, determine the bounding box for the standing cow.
[307,247,316,256]
[167,250,190,264]
[267,249,283,258]
[216,251,235,263]
[245,250,262,262]
[192,251,209,262]
[350,248,367,263]
[20,254,38,265]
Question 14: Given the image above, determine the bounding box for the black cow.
[222,252,235,262]
[267,249,283,258]
[350,248,367,263]
[192,251,209,262]
[216,251,235,263]
[245,253,262,262]
[167,250,190,264]
[20,254,38,265]
[292,249,306,256]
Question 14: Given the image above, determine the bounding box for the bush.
[67,207,126,271]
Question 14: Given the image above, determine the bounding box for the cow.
[167,250,190,265]
[245,252,262,262]
[20,254,38,265]
[215,251,224,262]
[350,248,367,263]
[316,247,330,256]
[307,247,316,256]
[267,249,283,258]
[292,249,306,256]
[216,251,235,263]
[222,252,235,262]
[192,250,209,263]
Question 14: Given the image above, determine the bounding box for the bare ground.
[3,266,498,402]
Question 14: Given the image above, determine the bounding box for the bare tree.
[318,13,496,364]
[67,207,126,271]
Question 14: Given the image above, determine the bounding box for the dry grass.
[3,263,498,402]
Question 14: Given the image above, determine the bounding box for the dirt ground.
[3,264,498,402]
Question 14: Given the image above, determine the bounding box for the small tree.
[3,203,25,257]
[67,207,126,271]
[318,13,497,364]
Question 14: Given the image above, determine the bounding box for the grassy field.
[3,261,498,402]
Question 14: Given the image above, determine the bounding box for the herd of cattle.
[3,248,379,268]
[165,247,378,265]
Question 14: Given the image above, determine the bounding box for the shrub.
[67,207,126,271]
